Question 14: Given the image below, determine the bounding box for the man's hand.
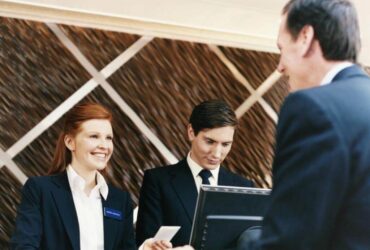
[143,238,194,250]
[143,238,172,250]
[173,246,194,250]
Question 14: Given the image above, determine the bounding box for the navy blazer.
[250,65,370,250]
[11,172,136,250]
[136,159,253,247]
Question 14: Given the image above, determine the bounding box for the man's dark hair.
[283,0,361,62]
[189,100,237,135]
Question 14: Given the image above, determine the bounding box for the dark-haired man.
[241,0,370,249]
[136,100,253,247]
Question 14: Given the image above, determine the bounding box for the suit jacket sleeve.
[136,170,162,247]
[11,177,42,250]
[254,92,350,249]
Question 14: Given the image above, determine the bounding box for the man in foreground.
[243,0,370,249]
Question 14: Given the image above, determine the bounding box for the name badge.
[104,207,122,220]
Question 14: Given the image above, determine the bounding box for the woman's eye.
[107,136,113,141]
[90,135,98,139]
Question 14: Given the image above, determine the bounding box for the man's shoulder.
[144,159,186,176]
[140,159,188,189]
[220,167,254,187]
[287,65,370,103]
[280,88,329,120]
[284,75,370,119]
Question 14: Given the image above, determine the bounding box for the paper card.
[153,226,181,241]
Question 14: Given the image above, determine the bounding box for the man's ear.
[299,25,315,57]
[64,135,75,151]
[187,124,195,141]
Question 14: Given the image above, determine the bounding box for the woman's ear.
[64,135,75,151]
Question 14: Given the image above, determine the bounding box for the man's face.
[277,14,308,91]
[188,125,235,170]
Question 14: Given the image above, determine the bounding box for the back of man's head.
[283,0,360,63]
[189,100,237,135]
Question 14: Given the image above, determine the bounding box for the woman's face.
[65,119,113,173]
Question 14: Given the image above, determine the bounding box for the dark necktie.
[199,169,212,185]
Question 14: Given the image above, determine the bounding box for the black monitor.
[189,185,271,250]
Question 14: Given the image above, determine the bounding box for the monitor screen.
[189,185,271,250]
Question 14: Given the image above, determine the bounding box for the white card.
[153,226,181,241]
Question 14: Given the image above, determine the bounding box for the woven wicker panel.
[108,38,252,162]
[12,86,168,205]
[224,102,275,187]
[12,119,62,177]
[264,76,290,112]
[0,166,22,248]
[219,47,290,112]
[0,17,91,150]
[59,25,140,71]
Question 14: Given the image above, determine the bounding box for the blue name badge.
[104,207,122,220]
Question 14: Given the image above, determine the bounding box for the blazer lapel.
[50,173,80,250]
[102,190,120,250]
[170,160,198,223]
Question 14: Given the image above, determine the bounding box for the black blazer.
[11,172,136,250]
[136,159,253,247]
[251,65,370,249]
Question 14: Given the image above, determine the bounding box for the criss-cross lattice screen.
[0,16,292,246]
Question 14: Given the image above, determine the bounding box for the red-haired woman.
[11,103,171,250]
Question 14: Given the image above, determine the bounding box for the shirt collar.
[67,165,109,200]
[186,152,220,181]
[320,62,353,86]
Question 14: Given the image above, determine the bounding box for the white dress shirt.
[320,62,353,86]
[67,165,108,250]
[187,153,220,192]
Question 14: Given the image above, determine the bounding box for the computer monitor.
[189,185,271,250]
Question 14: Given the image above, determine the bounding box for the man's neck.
[320,61,353,86]
[306,60,351,88]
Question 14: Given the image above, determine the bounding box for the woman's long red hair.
[48,102,112,175]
